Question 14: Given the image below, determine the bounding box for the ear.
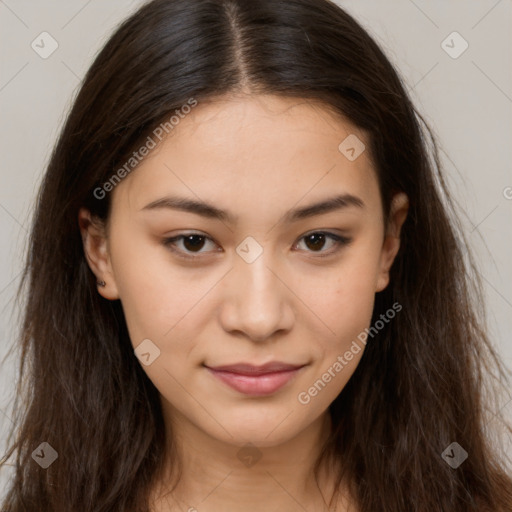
[375,192,409,292]
[78,208,120,300]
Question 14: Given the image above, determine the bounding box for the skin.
[79,93,409,512]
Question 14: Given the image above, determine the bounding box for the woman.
[1,0,511,510]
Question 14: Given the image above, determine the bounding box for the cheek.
[300,242,380,336]
[109,229,201,347]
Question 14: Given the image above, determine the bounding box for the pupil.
[182,234,327,253]
[305,233,325,251]
[184,235,205,252]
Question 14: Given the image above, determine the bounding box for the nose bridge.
[238,250,278,302]
[220,243,293,340]
[234,234,278,297]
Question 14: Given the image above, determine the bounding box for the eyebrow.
[141,193,364,224]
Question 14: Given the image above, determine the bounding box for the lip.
[205,362,306,396]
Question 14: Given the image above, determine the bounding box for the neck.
[150,407,349,512]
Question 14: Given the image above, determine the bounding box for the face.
[80,94,408,449]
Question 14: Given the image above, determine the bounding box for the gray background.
[1,0,511,496]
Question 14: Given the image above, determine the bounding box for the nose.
[218,252,295,342]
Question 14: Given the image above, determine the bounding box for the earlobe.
[78,208,120,300]
[375,192,409,293]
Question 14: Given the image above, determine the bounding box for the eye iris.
[305,233,326,251]
[183,235,206,252]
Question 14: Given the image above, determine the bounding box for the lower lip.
[206,367,304,396]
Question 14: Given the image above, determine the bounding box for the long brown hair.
[1,0,511,510]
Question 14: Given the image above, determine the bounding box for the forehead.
[111,94,380,221]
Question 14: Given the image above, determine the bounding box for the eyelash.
[162,231,352,260]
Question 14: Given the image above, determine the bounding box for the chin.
[208,410,305,448]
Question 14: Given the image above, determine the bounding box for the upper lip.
[205,362,306,375]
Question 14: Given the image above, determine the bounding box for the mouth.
[204,362,307,396]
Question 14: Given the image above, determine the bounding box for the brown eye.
[303,233,328,251]
[295,231,351,256]
[163,231,351,261]
[163,233,219,259]
[181,234,207,252]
